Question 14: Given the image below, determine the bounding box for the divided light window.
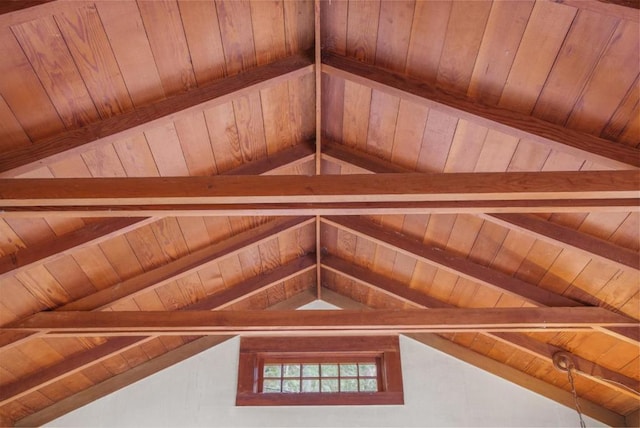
[237,336,403,406]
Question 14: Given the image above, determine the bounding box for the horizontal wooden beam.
[5,308,635,335]
[319,288,626,428]
[321,255,640,399]
[0,256,316,406]
[12,287,317,428]
[323,139,640,271]
[0,172,637,216]
[322,53,640,169]
[324,216,639,344]
[0,52,313,177]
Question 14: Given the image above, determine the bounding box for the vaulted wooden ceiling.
[0,0,638,426]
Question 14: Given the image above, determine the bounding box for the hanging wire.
[567,365,587,428]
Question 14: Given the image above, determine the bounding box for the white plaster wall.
[48,302,603,427]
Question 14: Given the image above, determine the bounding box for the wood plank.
[324,216,581,308]
[0,52,314,176]
[0,256,315,406]
[0,171,636,206]
[322,255,640,399]
[487,213,640,271]
[6,307,635,335]
[12,288,316,428]
[58,217,313,311]
[322,53,640,168]
[0,218,152,281]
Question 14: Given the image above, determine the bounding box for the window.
[236,336,403,406]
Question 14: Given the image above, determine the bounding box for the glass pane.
[263,379,281,393]
[282,379,301,393]
[340,378,358,392]
[360,378,378,392]
[340,364,357,377]
[320,364,338,377]
[263,364,281,378]
[358,363,377,377]
[302,379,320,392]
[302,364,319,377]
[321,379,339,393]
[282,364,300,378]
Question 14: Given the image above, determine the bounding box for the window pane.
[263,379,281,393]
[282,379,301,393]
[360,378,378,392]
[340,364,357,377]
[283,364,300,378]
[321,379,339,393]
[263,364,281,378]
[302,364,319,377]
[320,364,338,377]
[358,363,376,377]
[302,379,320,392]
[340,378,358,392]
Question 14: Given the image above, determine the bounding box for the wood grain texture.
[0,52,313,176]
[322,53,640,168]
[7,307,635,335]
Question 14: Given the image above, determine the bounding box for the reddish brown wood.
[6,307,635,334]
[322,255,640,398]
[0,256,315,405]
[322,52,640,168]
[0,52,313,176]
[237,335,403,405]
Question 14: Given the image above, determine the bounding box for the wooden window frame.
[236,336,404,406]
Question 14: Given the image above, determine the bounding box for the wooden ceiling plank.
[322,52,640,169]
[324,216,582,308]
[0,51,314,177]
[320,287,626,427]
[551,0,640,22]
[4,307,635,336]
[323,216,639,345]
[322,140,640,271]
[0,142,314,285]
[12,288,317,428]
[0,171,637,206]
[0,256,316,407]
[0,217,313,351]
[321,255,639,399]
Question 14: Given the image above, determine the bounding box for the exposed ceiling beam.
[5,307,635,336]
[550,0,640,22]
[0,171,637,216]
[0,217,314,351]
[0,142,314,282]
[0,255,316,406]
[323,216,639,344]
[0,51,314,177]
[12,287,317,428]
[319,288,626,428]
[322,52,640,169]
[322,139,640,272]
[321,255,639,399]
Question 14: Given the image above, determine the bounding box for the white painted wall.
[49,302,603,427]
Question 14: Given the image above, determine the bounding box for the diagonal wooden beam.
[5,307,635,335]
[322,139,640,271]
[319,288,626,428]
[322,53,640,169]
[0,142,314,285]
[0,255,316,406]
[322,216,639,344]
[0,216,314,351]
[0,171,637,216]
[323,216,581,308]
[321,255,640,399]
[0,51,313,177]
